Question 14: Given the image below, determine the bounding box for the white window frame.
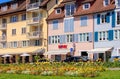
[100,13,107,24]
[11,3,18,9]
[51,35,60,44]
[116,11,120,26]
[21,27,26,34]
[83,3,90,10]
[79,33,89,42]
[1,6,7,11]
[114,29,120,40]
[116,0,120,8]
[103,0,110,6]
[22,40,29,47]
[66,34,73,43]
[98,31,108,41]
[56,8,61,14]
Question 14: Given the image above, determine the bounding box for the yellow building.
[0,0,62,64]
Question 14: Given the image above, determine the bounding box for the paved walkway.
[108,68,120,70]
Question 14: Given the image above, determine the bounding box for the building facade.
[0,0,61,64]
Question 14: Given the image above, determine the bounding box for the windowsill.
[98,40,108,42]
[99,23,109,25]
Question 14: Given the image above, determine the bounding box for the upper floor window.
[103,0,110,6]
[98,31,108,41]
[22,41,29,47]
[114,30,120,40]
[53,20,58,30]
[56,0,58,4]
[10,41,18,48]
[11,3,18,9]
[65,4,75,16]
[12,29,16,35]
[21,27,26,34]
[80,16,88,26]
[101,13,107,24]
[1,6,7,11]
[83,3,90,10]
[56,8,61,14]
[117,11,120,25]
[10,15,18,22]
[79,33,89,42]
[21,14,26,21]
[66,34,73,43]
[116,0,120,7]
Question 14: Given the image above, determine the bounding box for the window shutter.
[70,18,74,32]
[97,14,100,25]
[94,32,98,42]
[64,19,68,32]
[106,12,110,23]
[73,34,78,42]
[112,11,116,28]
[48,36,51,44]
[80,16,87,26]
[60,35,63,44]
[62,35,66,43]
[89,32,93,42]
[108,30,113,41]
[53,20,58,30]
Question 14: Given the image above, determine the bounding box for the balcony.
[0,36,6,42]
[0,23,7,30]
[27,17,43,25]
[27,31,43,39]
[27,2,40,11]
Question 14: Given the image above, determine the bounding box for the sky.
[0,0,11,4]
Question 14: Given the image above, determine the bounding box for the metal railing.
[27,31,43,39]
[27,17,43,25]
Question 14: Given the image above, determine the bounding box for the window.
[83,3,90,10]
[66,34,73,43]
[55,0,58,4]
[11,41,18,48]
[22,41,28,47]
[117,11,120,25]
[53,20,58,30]
[11,3,17,9]
[10,16,18,22]
[100,13,107,24]
[1,6,7,11]
[114,30,120,40]
[103,0,110,6]
[56,8,61,14]
[12,29,16,35]
[51,35,60,44]
[116,0,120,7]
[21,27,26,34]
[21,14,26,21]
[65,4,75,16]
[2,43,7,48]
[79,33,89,42]
[98,31,108,41]
[80,16,88,26]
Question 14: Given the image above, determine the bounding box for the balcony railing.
[27,2,39,11]
[27,31,43,39]
[0,23,7,30]
[27,17,43,25]
[0,36,6,42]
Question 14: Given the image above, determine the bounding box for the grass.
[0,70,120,79]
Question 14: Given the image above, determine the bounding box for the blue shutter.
[62,35,66,43]
[48,36,51,44]
[70,18,74,32]
[73,34,78,42]
[108,30,113,41]
[97,14,100,25]
[106,12,110,23]
[94,32,98,42]
[64,19,68,32]
[53,20,58,30]
[60,35,63,44]
[89,32,93,42]
[112,11,116,28]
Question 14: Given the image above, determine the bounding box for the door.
[55,55,61,62]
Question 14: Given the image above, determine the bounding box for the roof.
[0,0,50,16]
[47,0,115,21]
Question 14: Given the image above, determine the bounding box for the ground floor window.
[81,51,88,56]
[55,55,61,62]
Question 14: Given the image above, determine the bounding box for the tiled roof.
[47,0,115,21]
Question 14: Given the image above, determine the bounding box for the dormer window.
[65,4,75,17]
[83,3,90,10]
[116,0,120,8]
[11,3,18,9]
[1,6,7,11]
[56,8,61,14]
[103,0,110,6]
